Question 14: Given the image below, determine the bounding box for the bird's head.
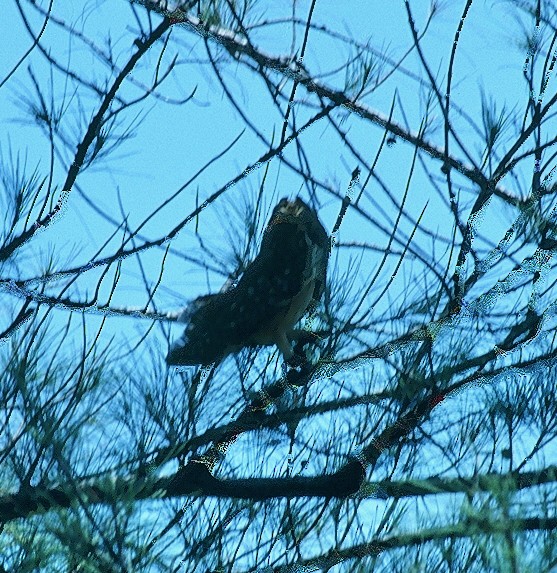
[267,197,328,246]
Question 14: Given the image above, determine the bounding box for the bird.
[166,196,329,367]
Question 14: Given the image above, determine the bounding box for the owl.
[167,197,329,366]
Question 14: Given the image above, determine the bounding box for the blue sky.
[3,2,557,569]
[1,0,552,470]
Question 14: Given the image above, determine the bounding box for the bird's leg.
[276,331,295,361]
[275,331,306,370]
[288,329,325,363]
[289,328,323,345]
[280,330,311,370]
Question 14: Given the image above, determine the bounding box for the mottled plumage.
[167,197,328,366]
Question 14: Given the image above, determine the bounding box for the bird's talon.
[285,353,306,368]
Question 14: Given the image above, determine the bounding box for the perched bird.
[167,196,329,366]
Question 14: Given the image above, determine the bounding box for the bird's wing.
[223,219,312,345]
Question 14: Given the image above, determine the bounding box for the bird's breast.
[249,278,315,345]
